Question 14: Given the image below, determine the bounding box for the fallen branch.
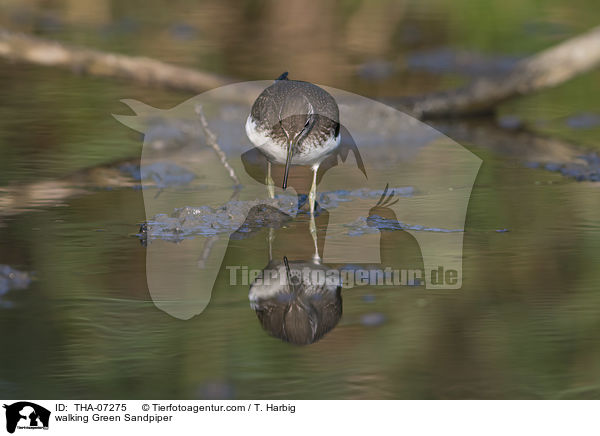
[0,28,231,92]
[401,26,600,118]
[2,26,600,118]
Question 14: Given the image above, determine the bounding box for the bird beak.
[283,256,294,290]
[282,138,295,190]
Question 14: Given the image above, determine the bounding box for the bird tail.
[275,72,289,81]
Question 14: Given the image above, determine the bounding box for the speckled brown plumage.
[248,76,340,160]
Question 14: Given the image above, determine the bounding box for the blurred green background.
[1,0,600,399]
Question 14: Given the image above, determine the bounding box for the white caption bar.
[0,400,597,435]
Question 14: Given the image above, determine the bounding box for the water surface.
[1,0,600,399]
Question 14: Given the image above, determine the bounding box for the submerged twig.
[194,104,241,187]
[197,235,219,269]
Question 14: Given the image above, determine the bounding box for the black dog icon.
[3,402,50,434]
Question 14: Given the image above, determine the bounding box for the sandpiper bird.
[246,72,341,213]
[246,73,341,260]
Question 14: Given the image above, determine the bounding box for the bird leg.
[309,165,320,262]
[266,160,275,261]
[267,227,274,262]
[266,160,275,199]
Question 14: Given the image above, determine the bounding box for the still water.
[1,0,600,399]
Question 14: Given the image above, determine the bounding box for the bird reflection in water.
[249,256,342,346]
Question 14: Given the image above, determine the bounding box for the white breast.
[245,116,288,163]
[245,116,341,166]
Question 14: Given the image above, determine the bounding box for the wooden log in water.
[401,26,600,118]
[0,28,230,92]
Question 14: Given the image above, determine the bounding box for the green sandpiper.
[246,72,341,216]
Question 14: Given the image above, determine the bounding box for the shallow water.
[2,0,600,399]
